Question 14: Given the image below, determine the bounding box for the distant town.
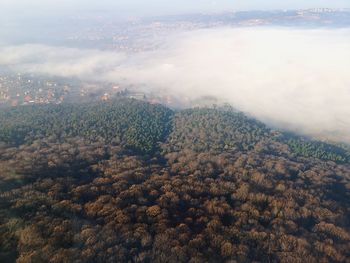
[0,71,188,108]
[3,9,349,51]
[65,8,350,51]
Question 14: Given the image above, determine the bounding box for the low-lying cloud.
[1,27,350,143]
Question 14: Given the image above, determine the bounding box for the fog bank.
[1,27,350,142]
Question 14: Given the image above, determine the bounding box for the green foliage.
[283,136,349,163]
[0,99,173,153]
[164,107,271,153]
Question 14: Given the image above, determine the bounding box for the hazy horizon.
[1,0,350,18]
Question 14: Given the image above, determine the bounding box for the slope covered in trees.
[163,108,271,153]
[0,99,173,153]
[0,99,349,263]
[281,135,350,163]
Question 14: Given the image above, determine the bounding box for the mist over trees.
[0,99,349,262]
[2,28,350,144]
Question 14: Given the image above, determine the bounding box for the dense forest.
[0,100,172,153]
[0,99,349,263]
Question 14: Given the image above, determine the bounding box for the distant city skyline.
[1,0,350,18]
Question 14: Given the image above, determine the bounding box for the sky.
[1,0,350,17]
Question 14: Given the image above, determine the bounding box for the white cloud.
[1,27,350,143]
[0,45,126,76]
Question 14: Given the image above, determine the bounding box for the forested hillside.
[0,99,349,263]
[281,135,350,163]
[0,99,173,153]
